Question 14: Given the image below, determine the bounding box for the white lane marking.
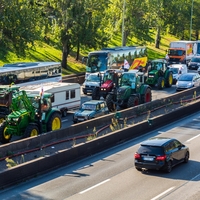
[79,179,110,194]
[62,119,68,122]
[186,134,200,142]
[151,187,174,200]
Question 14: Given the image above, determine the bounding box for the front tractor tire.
[165,72,173,87]
[106,94,115,112]
[47,112,62,132]
[142,88,152,103]
[157,77,165,90]
[127,96,139,108]
[0,123,12,144]
[24,124,39,138]
[92,88,100,100]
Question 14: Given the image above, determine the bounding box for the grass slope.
[0,33,178,75]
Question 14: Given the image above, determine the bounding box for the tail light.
[134,153,141,159]
[156,155,166,161]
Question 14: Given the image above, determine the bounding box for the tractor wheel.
[165,71,173,87]
[92,88,100,100]
[157,77,165,90]
[142,87,152,103]
[47,112,62,132]
[106,94,115,112]
[24,124,39,138]
[0,123,11,144]
[127,96,139,108]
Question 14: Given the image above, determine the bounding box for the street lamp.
[122,0,126,46]
[189,0,194,40]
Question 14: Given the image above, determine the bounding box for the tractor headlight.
[148,75,154,78]
[12,118,19,122]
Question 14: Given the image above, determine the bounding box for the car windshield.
[191,57,200,62]
[82,104,96,111]
[179,74,194,81]
[86,74,100,82]
[169,68,179,74]
[138,145,164,155]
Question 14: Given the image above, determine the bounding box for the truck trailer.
[167,40,196,65]
[20,82,81,117]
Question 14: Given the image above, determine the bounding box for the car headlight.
[85,115,89,119]
[187,82,192,87]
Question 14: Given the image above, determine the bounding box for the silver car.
[176,73,200,91]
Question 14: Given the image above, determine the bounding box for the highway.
[1,111,200,200]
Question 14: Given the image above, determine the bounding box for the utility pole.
[122,0,126,46]
[189,0,194,40]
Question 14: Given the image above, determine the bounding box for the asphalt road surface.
[1,111,200,200]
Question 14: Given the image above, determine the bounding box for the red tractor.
[92,69,123,100]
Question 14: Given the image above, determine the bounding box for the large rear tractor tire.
[24,124,39,138]
[142,88,152,103]
[157,77,165,90]
[106,94,115,112]
[127,96,139,108]
[92,87,100,100]
[0,123,11,144]
[47,112,62,132]
[165,72,173,87]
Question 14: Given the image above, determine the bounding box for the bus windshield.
[86,54,107,73]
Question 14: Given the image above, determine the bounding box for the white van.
[168,64,188,84]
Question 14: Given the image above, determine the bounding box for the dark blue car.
[73,100,109,123]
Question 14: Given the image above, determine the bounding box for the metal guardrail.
[62,73,85,84]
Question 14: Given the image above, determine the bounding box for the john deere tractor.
[145,59,173,89]
[105,70,152,112]
[92,69,123,100]
[0,90,62,143]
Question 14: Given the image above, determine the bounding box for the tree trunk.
[195,30,199,40]
[61,45,67,69]
[76,41,80,61]
[155,26,161,49]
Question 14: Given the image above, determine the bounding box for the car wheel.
[184,151,189,163]
[165,161,172,173]
[135,167,142,171]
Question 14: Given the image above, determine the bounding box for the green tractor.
[105,70,152,112]
[145,59,173,89]
[0,90,62,144]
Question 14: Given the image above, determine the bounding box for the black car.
[134,137,189,173]
[188,56,200,70]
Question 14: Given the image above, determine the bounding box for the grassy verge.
[0,33,178,75]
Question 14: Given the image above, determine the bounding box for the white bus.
[85,46,147,77]
[0,62,62,86]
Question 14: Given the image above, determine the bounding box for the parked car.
[82,73,101,95]
[188,56,200,70]
[73,100,109,123]
[176,72,200,91]
[168,64,188,84]
[134,137,189,173]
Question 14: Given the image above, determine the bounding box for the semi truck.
[20,82,81,117]
[167,41,197,65]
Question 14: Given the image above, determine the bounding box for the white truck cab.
[168,64,188,84]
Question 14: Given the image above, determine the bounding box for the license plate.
[78,118,84,121]
[143,157,154,161]
[87,90,92,92]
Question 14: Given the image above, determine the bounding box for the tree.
[0,0,42,56]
